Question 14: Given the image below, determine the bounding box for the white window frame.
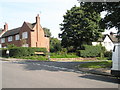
[15,34,20,40]
[1,38,5,43]
[8,36,13,42]
[22,32,28,39]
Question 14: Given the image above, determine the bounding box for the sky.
[0,0,118,38]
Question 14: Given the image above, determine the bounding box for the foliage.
[7,44,17,49]
[104,51,112,60]
[50,53,79,58]
[17,55,48,61]
[43,27,51,37]
[79,60,112,68]
[80,2,120,41]
[1,47,47,58]
[77,45,105,58]
[81,2,120,29]
[59,5,104,50]
[0,48,7,57]
[50,37,62,52]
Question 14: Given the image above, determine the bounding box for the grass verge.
[79,60,112,68]
[12,56,48,61]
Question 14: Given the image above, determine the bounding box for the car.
[111,43,120,77]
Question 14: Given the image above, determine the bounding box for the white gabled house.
[92,33,118,51]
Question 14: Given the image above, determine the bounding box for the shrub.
[2,47,47,58]
[0,48,7,57]
[104,51,112,60]
[77,45,105,58]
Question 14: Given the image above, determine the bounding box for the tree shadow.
[79,74,120,84]
[13,60,120,84]
[13,60,84,72]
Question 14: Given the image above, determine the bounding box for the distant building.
[0,14,49,51]
[92,32,118,51]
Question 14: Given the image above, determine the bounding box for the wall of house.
[30,17,49,51]
[92,35,114,51]
[0,15,50,52]
[103,35,114,51]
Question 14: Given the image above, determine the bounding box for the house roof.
[109,35,118,43]
[1,22,36,38]
[1,27,21,38]
[26,22,36,29]
[97,34,118,43]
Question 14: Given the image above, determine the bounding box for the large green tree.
[59,5,104,50]
[81,2,120,40]
[80,2,120,30]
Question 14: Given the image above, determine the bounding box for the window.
[8,36,12,42]
[1,38,5,43]
[22,32,28,39]
[15,34,20,40]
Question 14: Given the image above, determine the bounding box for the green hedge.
[77,45,105,58]
[104,51,112,60]
[1,47,47,58]
[0,48,7,57]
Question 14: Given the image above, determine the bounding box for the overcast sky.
[0,0,117,38]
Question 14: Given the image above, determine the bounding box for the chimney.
[36,14,40,25]
[4,23,8,31]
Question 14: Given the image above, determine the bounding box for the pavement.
[0,57,113,77]
[2,60,119,88]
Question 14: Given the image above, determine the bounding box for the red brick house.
[0,14,49,51]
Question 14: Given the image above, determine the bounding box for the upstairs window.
[1,38,5,43]
[15,34,20,40]
[8,36,12,42]
[22,32,28,39]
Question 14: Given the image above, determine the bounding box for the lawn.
[79,60,112,68]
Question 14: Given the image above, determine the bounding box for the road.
[1,60,120,88]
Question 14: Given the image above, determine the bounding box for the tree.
[43,27,52,37]
[81,2,120,40]
[50,37,62,52]
[59,5,104,50]
[80,2,120,30]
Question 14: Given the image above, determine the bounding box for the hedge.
[77,45,105,57]
[0,47,47,58]
[104,51,112,60]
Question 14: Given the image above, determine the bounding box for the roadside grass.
[78,60,112,68]
[50,53,79,58]
[12,56,48,61]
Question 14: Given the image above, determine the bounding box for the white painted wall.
[102,36,114,51]
[92,35,114,51]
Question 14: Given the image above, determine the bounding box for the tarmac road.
[2,60,119,88]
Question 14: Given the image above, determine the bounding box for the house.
[92,33,118,51]
[0,14,49,52]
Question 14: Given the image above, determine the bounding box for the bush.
[77,45,105,58]
[104,51,112,60]
[1,47,47,58]
[0,48,7,57]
